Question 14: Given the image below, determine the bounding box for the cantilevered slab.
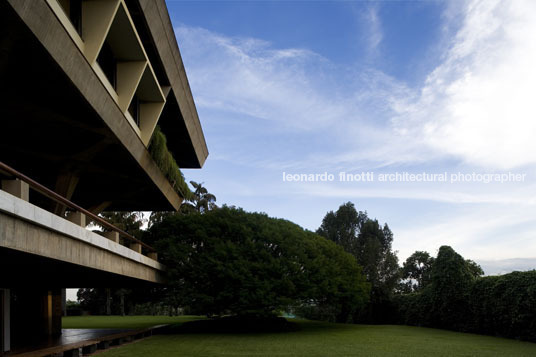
[0,190,165,285]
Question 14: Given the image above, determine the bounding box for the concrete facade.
[1,0,208,211]
[0,0,207,352]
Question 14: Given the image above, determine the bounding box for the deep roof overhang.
[127,0,209,168]
[0,0,205,211]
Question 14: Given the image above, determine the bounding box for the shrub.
[394,258,536,342]
[149,126,192,200]
[468,271,536,341]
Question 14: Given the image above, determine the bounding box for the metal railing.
[0,160,156,256]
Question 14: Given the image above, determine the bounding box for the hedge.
[394,270,536,342]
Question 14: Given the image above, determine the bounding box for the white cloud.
[392,0,536,170]
[176,1,536,171]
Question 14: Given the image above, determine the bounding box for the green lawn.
[62,316,536,356]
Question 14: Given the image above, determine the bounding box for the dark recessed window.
[96,41,117,89]
[128,94,140,126]
[57,0,82,36]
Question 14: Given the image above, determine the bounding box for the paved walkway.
[7,327,156,356]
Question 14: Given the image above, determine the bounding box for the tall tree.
[317,202,400,322]
[183,181,217,213]
[316,202,367,257]
[428,245,479,329]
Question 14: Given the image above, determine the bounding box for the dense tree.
[317,202,399,322]
[400,251,435,292]
[465,259,484,278]
[148,211,174,228]
[316,202,367,257]
[146,206,370,321]
[98,211,145,239]
[427,246,482,329]
[81,212,146,314]
[399,250,483,294]
[77,288,107,314]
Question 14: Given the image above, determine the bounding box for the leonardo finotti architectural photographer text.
[282,171,526,184]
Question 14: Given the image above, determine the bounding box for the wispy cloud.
[174,1,536,265]
[284,181,536,206]
[176,0,536,171]
[363,5,383,55]
[175,26,346,131]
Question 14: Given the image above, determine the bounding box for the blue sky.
[166,0,536,273]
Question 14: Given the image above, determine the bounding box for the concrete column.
[106,289,111,316]
[44,290,62,337]
[147,252,158,260]
[103,231,120,243]
[67,211,86,227]
[1,289,10,352]
[1,179,29,201]
[61,289,67,316]
[129,242,142,254]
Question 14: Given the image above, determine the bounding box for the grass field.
[62,316,536,356]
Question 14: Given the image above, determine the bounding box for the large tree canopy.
[146,206,370,320]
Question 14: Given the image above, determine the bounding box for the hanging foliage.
[149,126,193,200]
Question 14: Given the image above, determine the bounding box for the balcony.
[0,161,165,286]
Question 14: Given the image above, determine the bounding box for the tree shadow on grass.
[160,316,363,336]
[161,316,301,334]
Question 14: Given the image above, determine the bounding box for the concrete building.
[0,0,207,352]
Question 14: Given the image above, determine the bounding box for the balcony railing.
[0,160,157,260]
